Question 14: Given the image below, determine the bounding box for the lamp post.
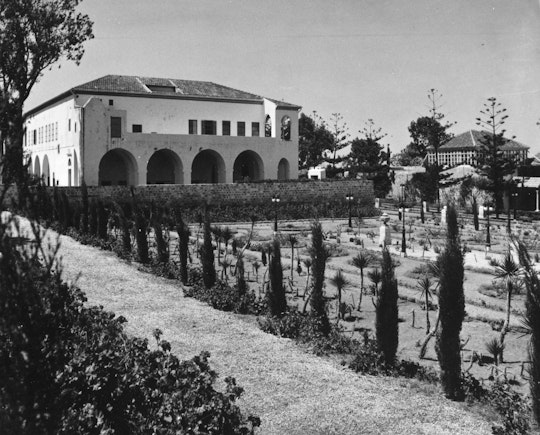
[346,193,354,228]
[400,184,406,256]
[272,194,280,233]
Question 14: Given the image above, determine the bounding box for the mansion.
[426,130,529,168]
[23,75,300,186]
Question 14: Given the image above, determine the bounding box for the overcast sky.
[26,0,540,155]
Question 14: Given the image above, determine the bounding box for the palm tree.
[351,251,372,311]
[287,234,298,281]
[367,267,381,297]
[330,269,350,320]
[416,275,434,334]
[494,248,520,361]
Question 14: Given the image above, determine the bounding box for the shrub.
[174,210,190,284]
[436,204,465,401]
[267,237,287,317]
[201,207,216,289]
[375,249,399,366]
[80,180,89,234]
[309,221,331,335]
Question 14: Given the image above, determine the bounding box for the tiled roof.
[72,75,300,108]
[434,130,528,151]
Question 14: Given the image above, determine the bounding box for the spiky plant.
[267,237,286,317]
[513,239,540,423]
[435,204,465,401]
[221,226,233,262]
[416,275,434,334]
[309,221,331,335]
[493,247,520,362]
[485,337,505,366]
[375,249,399,366]
[367,267,381,297]
[329,269,349,320]
[201,207,216,289]
[351,251,372,311]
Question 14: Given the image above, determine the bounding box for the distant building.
[426,129,529,168]
[23,75,301,186]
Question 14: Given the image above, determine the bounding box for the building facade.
[23,75,301,186]
[426,130,529,168]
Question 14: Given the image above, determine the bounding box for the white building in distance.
[23,75,301,186]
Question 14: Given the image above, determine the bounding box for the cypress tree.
[114,202,131,255]
[267,237,287,317]
[80,180,89,234]
[61,192,72,229]
[89,199,98,236]
[309,221,330,335]
[435,204,465,401]
[151,206,169,264]
[375,249,399,365]
[201,206,216,289]
[174,211,190,285]
[514,240,540,423]
[97,200,108,240]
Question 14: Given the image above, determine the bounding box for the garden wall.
[44,179,374,207]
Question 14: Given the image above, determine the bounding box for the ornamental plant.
[435,204,465,401]
[309,221,330,335]
[267,237,287,317]
[201,206,216,289]
[375,249,398,365]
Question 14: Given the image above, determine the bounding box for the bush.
[0,208,259,434]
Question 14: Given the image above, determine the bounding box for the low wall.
[51,179,374,206]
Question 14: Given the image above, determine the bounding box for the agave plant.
[329,269,350,320]
[367,267,381,297]
[351,251,372,311]
[485,337,505,366]
[493,247,520,362]
[416,275,434,334]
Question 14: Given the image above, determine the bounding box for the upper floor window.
[109,99,114,106]
[237,121,245,137]
[201,120,217,135]
[281,116,291,141]
[222,121,231,136]
[68,119,71,132]
[189,119,197,135]
[111,117,122,138]
[33,129,36,145]
[251,122,260,137]
[132,124,142,133]
[265,115,272,137]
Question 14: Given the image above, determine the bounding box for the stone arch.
[233,150,264,182]
[147,149,183,184]
[73,150,79,186]
[265,115,272,137]
[33,156,41,179]
[191,149,226,184]
[42,155,50,186]
[98,149,138,186]
[280,116,291,140]
[277,158,290,180]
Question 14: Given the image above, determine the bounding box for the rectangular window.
[201,120,217,135]
[222,121,231,136]
[132,124,142,133]
[111,117,122,138]
[237,121,245,136]
[68,119,71,132]
[55,122,58,140]
[251,122,260,137]
[189,119,197,135]
[33,129,37,145]
[109,99,114,106]
[74,122,77,133]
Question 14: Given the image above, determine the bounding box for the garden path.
[49,227,495,435]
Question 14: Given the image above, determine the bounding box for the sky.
[25,0,540,155]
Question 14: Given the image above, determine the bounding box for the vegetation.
[201,207,216,289]
[436,204,465,401]
[309,221,331,335]
[0,0,93,182]
[267,237,287,317]
[375,249,399,366]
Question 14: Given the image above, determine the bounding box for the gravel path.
[53,230,494,435]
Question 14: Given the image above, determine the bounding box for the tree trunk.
[419,311,440,359]
[425,292,431,334]
[358,270,364,311]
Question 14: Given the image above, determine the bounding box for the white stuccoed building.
[23,75,301,186]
